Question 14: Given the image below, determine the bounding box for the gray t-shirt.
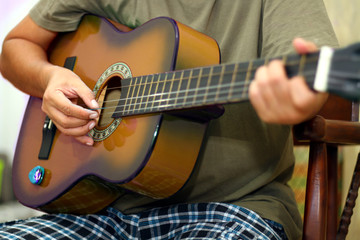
[29,1,338,239]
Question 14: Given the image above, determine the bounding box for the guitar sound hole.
[97,76,122,128]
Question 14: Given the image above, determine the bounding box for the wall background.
[1,0,360,238]
[0,0,33,162]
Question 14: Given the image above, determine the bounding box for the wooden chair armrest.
[294,115,360,144]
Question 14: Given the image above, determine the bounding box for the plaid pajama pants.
[0,202,287,239]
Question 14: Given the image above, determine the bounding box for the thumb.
[73,81,99,110]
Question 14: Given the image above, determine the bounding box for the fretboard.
[112,51,320,118]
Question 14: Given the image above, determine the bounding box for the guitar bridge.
[38,116,57,160]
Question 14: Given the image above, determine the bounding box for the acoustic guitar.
[12,15,360,214]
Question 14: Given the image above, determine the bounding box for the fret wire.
[151,74,161,111]
[104,54,320,94]
[189,69,200,105]
[158,73,168,110]
[153,74,164,109]
[119,79,132,114]
[101,68,318,117]
[100,53,321,116]
[242,60,253,98]
[125,78,136,114]
[106,80,251,114]
[103,56,317,109]
[104,66,278,111]
[197,67,208,104]
[174,71,184,107]
[108,83,251,116]
[145,74,155,111]
[215,65,225,101]
[132,79,255,101]
[192,68,203,106]
[282,54,288,65]
[104,55,319,94]
[202,67,212,104]
[220,64,234,101]
[264,57,269,65]
[132,77,141,114]
[133,76,143,113]
[228,63,239,99]
[166,72,176,107]
[298,54,307,76]
[208,66,222,103]
[125,80,252,111]
[176,81,246,100]
[183,69,194,107]
[118,91,222,115]
[139,76,147,112]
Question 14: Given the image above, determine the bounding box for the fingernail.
[91,100,99,109]
[86,142,93,146]
[89,121,95,130]
[89,113,98,119]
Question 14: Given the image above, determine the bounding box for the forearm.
[1,38,54,98]
[0,15,58,98]
[0,15,99,145]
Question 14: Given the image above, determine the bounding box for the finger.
[266,60,289,94]
[250,66,276,120]
[67,80,99,110]
[75,135,95,146]
[48,69,98,109]
[253,61,288,108]
[293,38,318,54]
[43,70,99,120]
[266,60,293,115]
[251,61,301,123]
[51,118,96,137]
[45,106,92,129]
[290,76,328,118]
[49,91,99,120]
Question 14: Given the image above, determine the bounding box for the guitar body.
[12,15,220,214]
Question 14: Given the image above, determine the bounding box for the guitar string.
[79,55,319,117]
[92,69,317,119]
[89,73,319,118]
[88,79,252,116]
[101,75,253,105]
[113,70,318,114]
[87,56,317,98]
[96,55,319,93]
[97,75,250,105]
[102,80,250,111]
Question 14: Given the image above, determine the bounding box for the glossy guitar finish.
[13,15,360,215]
[13,15,220,214]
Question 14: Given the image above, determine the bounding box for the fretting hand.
[249,38,328,125]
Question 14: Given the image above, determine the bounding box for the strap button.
[29,166,45,185]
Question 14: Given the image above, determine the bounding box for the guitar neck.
[112,51,320,118]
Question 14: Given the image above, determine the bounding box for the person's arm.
[249,38,328,125]
[0,15,99,146]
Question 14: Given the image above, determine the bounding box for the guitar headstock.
[327,42,360,101]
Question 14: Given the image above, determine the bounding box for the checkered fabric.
[0,202,287,239]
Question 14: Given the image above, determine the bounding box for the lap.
[0,203,286,239]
